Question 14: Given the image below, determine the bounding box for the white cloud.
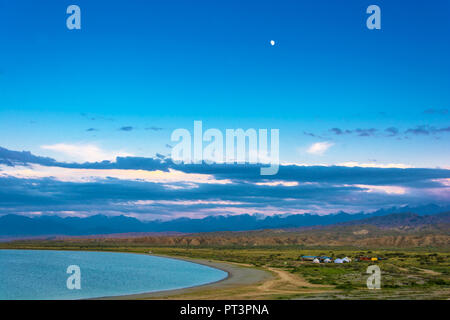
[353,184,407,195]
[306,141,334,155]
[0,164,231,186]
[337,162,413,169]
[255,181,299,187]
[40,143,133,163]
[128,200,245,206]
[433,178,450,186]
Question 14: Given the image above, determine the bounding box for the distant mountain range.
[340,211,450,229]
[1,204,449,239]
[34,211,450,248]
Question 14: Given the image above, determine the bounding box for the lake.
[0,249,227,299]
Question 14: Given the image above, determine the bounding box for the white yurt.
[324,258,332,263]
[342,257,351,263]
[334,258,343,264]
[313,258,320,263]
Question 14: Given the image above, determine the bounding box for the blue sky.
[0,1,449,219]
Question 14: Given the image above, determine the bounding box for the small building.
[301,256,317,261]
[324,258,332,263]
[334,258,343,264]
[319,256,332,262]
[358,256,372,261]
[342,257,351,263]
[357,256,383,262]
[312,258,320,263]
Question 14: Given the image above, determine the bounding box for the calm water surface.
[0,249,227,299]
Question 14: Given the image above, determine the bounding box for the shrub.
[428,278,448,286]
[335,282,355,290]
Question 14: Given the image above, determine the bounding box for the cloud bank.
[1,146,449,220]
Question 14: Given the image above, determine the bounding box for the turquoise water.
[0,249,227,300]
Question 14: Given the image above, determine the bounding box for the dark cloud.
[405,125,432,135]
[303,131,323,139]
[0,147,56,167]
[2,146,449,187]
[0,167,448,218]
[119,126,134,132]
[355,128,377,137]
[329,128,377,137]
[322,125,449,139]
[405,125,450,135]
[330,128,352,135]
[385,127,399,137]
[1,146,449,218]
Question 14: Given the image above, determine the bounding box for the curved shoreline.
[0,248,272,300]
[99,254,272,300]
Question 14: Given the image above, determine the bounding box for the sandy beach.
[99,254,273,300]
